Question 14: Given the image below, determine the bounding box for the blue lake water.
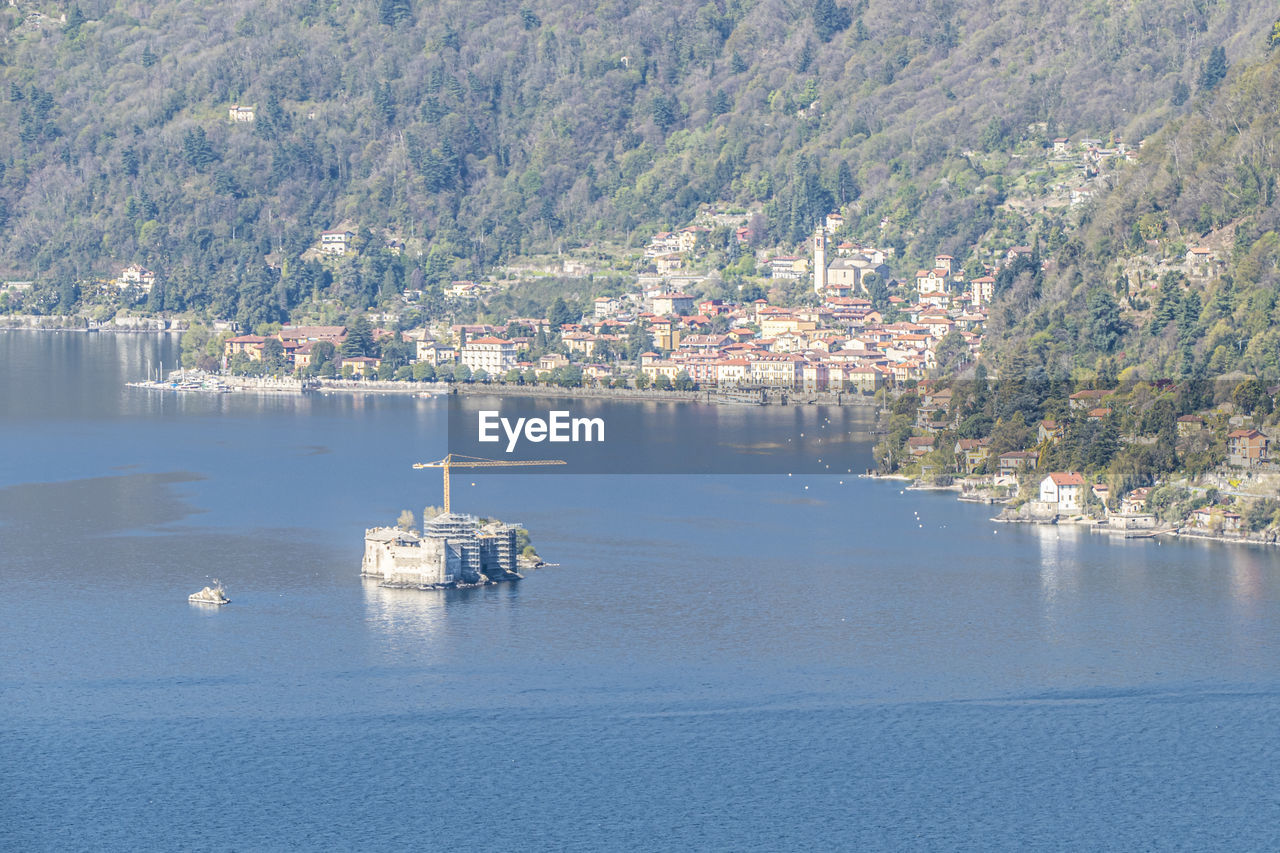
[3,330,1280,850]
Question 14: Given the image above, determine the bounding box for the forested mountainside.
[983,35,1280,382]
[1,0,1276,323]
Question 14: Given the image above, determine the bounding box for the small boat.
[189,580,230,605]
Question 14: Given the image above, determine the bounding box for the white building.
[320,230,354,255]
[1040,472,1084,514]
[460,336,517,374]
[116,264,156,292]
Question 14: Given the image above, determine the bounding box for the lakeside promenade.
[129,373,881,407]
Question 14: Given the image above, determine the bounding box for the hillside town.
[200,220,998,394]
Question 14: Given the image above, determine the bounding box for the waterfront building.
[461,337,518,374]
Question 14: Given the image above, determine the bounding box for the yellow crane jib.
[412,453,567,513]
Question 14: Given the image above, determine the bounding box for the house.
[650,319,682,351]
[969,276,995,306]
[1039,472,1085,514]
[223,334,267,361]
[460,337,518,375]
[447,281,484,299]
[748,353,803,387]
[1176,415,1204,435]
[676,225,708,253]
[415,340,456,366]
[759,316,817,338]
[228,104,256,122]
[844,363,885,393]
[914,269,947,292]
[320,230,354,255]
[715,358,752,386]
[1120,488,1151,516]
[1038,419,1064,443]
[537,353,570,377]
[650,293,695,316]
[341,356,381,377]
[593,297,618,319]
[801,361,829,393]
[1109,487,1156,530]
[1185,247,1214,277]
[653,253,684,274]
[1189,506,1242,533]
[644,231,681,257]
[954,438,991,474]
[116,264,156,292]
[905,436,935,457]
[1228,429,1269,467]
[1052,137,1070,155]
[997,450,1037,481]
[769,256,807,280]
[1069,389,1110,410]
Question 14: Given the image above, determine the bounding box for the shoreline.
[865,470,1280,550]
[129,374,882,406]
[2,315,187,333]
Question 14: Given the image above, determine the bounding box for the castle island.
[362,511,527,589]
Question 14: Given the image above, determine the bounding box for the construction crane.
[413,453,567,514]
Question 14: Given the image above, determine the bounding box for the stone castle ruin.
[362,512,520,588]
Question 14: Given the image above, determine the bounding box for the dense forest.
[984,30,1280,382]
[2,0,1277,325]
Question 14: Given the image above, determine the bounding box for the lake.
[3,330,1280,850]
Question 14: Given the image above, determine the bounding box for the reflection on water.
[1230,549,1266,613]
[1036,524,1083,642]
[361,577,450,651]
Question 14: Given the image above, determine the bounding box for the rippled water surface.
[3,331,1280,850]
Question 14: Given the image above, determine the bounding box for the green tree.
[342,317,376,357]
[1232,378,1266,415]
[626,323,653,360]
[1086,290,1124,353]
[261,337,286,373]
[181,127,216,171]
[1198,46,1228,91]
[812,0,851,42]
[310,340,336,373]
[934,330,968,374]
[1245,498,1280,532]
[379,0,412,26]
[835,161,858,205]
[548,297,575,330]
[651,94,677,132]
